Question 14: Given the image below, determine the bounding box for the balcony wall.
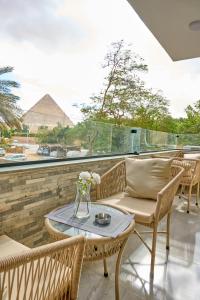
[0,150,182,248]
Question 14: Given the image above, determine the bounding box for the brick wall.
[0,151,182,248]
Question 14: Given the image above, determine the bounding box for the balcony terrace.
[1,1,200,299]
[0,146,200,299]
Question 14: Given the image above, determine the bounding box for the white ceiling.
[127,0,200,61]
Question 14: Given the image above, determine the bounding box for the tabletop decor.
[74,171,101,219]
[46,203,133,238]
[95,213,111,225]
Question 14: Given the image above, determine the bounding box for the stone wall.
[0,150,182,248]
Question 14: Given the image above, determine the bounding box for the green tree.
[81,40,147,123]
[0,66,21,129]
[36,124,70,145]
[184,101,200,133]
[81,40,170,128]
[64,121,111,155]
[124,90,170,130]
[175,100,200,134]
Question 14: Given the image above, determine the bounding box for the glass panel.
[2,111,195,166]
[177,134,200,151]
[139,128,177,152]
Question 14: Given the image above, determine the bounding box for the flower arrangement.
[78,171,101,194]
[74,171,101,218]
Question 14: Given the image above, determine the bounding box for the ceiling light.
[189,20,200,31]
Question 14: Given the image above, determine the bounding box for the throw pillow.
[125,157,172,200]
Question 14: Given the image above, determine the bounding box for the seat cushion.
[184,153,200,159]
[125,158,172,200]
[98,192,156,224]
[0,235,29,258]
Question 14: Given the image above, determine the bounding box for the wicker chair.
[95,160,184,277]
[174,158,200,213]
[0,235,85,300]
[152,155,200,213]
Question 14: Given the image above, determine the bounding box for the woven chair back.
[0,236,85,300]
[156,165,184,221]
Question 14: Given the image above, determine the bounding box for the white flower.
[91,172,101,185]
[79,171,91,181]
[78,171,100,186]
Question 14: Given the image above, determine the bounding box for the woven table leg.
[115,238,128,300]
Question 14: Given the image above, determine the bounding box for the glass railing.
[1,114,200,166]
[139,128,177,152]
[176,133,200,151]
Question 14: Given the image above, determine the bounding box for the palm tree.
[0,66,21,129]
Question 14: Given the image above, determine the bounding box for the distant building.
[22,94,73,133]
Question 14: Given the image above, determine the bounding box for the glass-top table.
[45,202,135,300]
[46,203,132,239]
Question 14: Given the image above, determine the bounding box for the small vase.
[74,182,91,219]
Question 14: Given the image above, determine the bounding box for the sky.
[1,0,200,124]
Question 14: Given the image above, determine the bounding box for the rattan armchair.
[174,158,200,213]
[95,160,184,277]
[152,156,200,213]
[0,235,85,300]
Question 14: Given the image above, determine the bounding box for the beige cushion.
[0,235,29,258]
[184,153,200,159]
[125,158,172,200]
[98,192,156,224]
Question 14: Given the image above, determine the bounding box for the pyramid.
[23,94,73,133]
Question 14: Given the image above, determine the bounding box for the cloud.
[1,0,200,123]
[0,0,85,51]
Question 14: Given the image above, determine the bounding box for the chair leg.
[187,185,192,213]
[179,184,184,198]
[150,224,158,278]
[166,213,171,250]
[103,258,108,277]
[196,182,199,206]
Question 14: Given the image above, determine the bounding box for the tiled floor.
[78,197,200,300]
